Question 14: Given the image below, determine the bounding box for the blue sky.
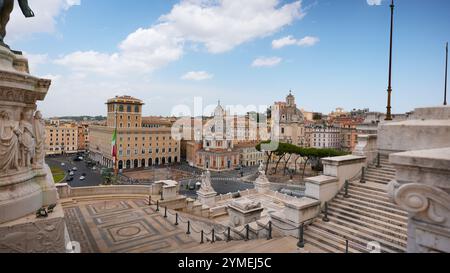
[8,0,450,117]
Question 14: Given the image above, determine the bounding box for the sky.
[8,0,450,118]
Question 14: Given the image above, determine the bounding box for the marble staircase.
[304,155,408,253]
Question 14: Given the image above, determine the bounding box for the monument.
[197,170,217,207]
[254,162,270,194]
[0,3,66,253]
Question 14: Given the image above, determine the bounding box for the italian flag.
[111,129,117,160]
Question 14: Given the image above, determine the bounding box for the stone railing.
[56,180,180,200]
[353,134,378,166]
[388,147,450,253]
[304,155,365,205]
[214,189,258,203]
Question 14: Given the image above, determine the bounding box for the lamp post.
[385,0,395,121]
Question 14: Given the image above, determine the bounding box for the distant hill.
[53,116,107,122]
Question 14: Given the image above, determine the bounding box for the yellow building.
[45,120,78,155]
[89,96,180,170]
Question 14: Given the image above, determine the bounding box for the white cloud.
[272,35,319,49]
[7,0,80,42]
[181,71,214,81]
[367,0,383,6]
[55,0,304,76]
[252,57,282,68]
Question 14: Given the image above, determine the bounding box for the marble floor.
[63,199,198,253]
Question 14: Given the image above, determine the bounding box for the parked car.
[79,176,86,181]
[66,177,74,182]
[69,171,75,176]
[61,163,65,167]
[72,167,78,171]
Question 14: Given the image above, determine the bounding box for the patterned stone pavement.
[63,199,198,253]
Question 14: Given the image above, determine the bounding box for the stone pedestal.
[154,180,179,200]
[197,190,217,207]
[0,47,63,252]
[0,204,67,253]
[270,197,321,238]
[0,48,57,224]
[353,134,378,165]
[388,148,450,253]
[322,155,366,190]
[305,175,338,205]
[378,106,450,155]
[228,199,263,227]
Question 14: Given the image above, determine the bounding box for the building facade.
[89,96,181,170]
[307,125,341,149]
[272,91,306,146]
[45,120,79,155]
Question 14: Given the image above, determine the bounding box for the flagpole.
[445,42,448,106]
[114,105,119,177]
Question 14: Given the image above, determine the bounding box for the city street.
[46,155,103,187]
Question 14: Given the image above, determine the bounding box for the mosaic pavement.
[63,199,198,253]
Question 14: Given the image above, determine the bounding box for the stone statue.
[19,108,35,167]
[200,170,214,192]
[0,0,35,48]
[258,162,266,176]
[0,110,21,172]
[32,110,45,169]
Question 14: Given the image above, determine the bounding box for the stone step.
[325,211,408,242]
[327,206,408,234]
[303,234,341,253]
[364,173,393,182]
[305,225,364,253]
[350,182,389,193]
[366,168,396,177]
[346,184,390,197]
[177,237,300,253]
[364,176,392,185]
[346,188,392,203]
[335,194,407,216]
[336,192,401,211]
[321,216,407,251]
[311,220,404,253]
[332,198,408,222]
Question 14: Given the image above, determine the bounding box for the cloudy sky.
[8,0,450,117]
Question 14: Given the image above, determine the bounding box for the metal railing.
[148,199,275,245]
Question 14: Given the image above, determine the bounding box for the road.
[46,155,103,187]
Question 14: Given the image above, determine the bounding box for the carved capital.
[392,182,450,224]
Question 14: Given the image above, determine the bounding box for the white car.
[72,167,78,171]
[79,176,86,181]
[61,163,66,167]
[69,171,75,176]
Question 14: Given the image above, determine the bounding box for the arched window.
[141,159,146,168]
[174,156,178,163]
[135,105,139,113]
[155,158,160,166]
[118,161,123,170]
[162,157,166,165]
[119,105,124,112]
[126,160,131,169]
[148,158,153,166]
[168,157,172,164]
[127,105,132,112]
[134,159,139,169]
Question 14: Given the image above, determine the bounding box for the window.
[135,105,139,112]
[127,105,132,112]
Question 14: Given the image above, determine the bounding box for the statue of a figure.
[258,162,266,176]
[19,108,35,167]
[0,110,21,172]
[0,0,35,47]
[32,110,45,169]
[200,170,213,192]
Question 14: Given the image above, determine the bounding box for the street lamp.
[385,0,395,121]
